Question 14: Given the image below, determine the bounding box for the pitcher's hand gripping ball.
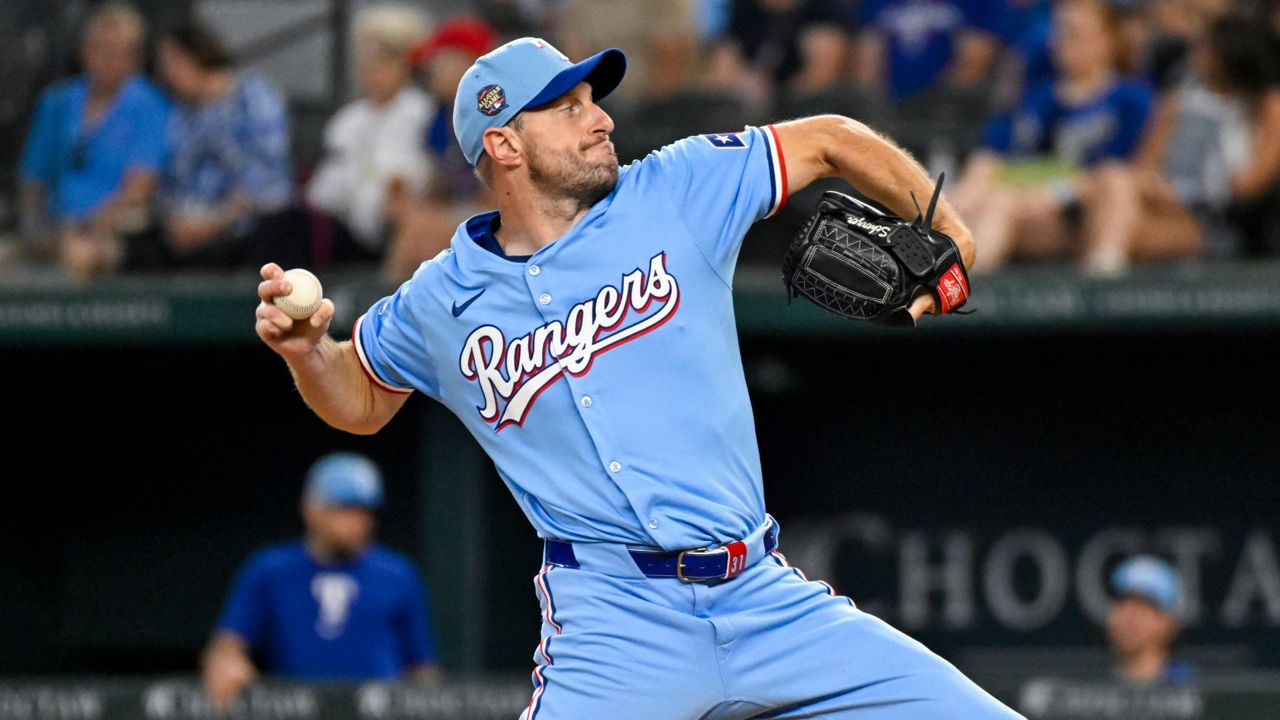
[782,173,971,328]
[273,268,324,320]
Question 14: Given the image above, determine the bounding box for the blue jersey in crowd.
[423,105,486,204]
[859,0,1009,98]
[1161,658,1197,685]
[162,74,292,217]
[20,74,169,221]
[355,126,788,551]
[1013,13,1054,94]
[981,77,1154,167]
[217,541,438,679]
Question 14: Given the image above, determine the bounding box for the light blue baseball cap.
[1111,555,1180,613]
[453,37,626,166]
[303,452,384,509]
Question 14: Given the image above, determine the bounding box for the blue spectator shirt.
[423,105,485,204]
[161,74,292,218]
[729,0,860,85]
[981,77,1154,167]
[859,0,1010,98]
[20,74,169,221]
[216,542,438,679]
[1162,658,1196,685]
[1009,11,1054,95]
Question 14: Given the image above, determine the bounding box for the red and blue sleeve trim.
[763,124,789,218]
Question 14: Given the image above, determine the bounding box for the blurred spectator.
[411,17,497,208]
[384,16,498,281]
[202,452,441,709]
[147,20,294,268]
[1132,14,1280,259]
[558,0,699,113]
[854,0,1009,100]
[305,4,432,272]
[597,0,754,163]
[698,0,734,37]
[1018,555,1200,719]
[953,0,1154,273]
[1108,556,1194,684]
[709,0,857,112]
[17,3,168,279]
[1126,0,1233,93]
[474,0,559,41]
[991,0,1053,109]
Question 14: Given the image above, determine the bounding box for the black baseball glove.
[781,174,971,328]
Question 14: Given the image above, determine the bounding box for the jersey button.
[648,519,659,529]
[580,396,592,408]
[528,265,541,276]
[539,293,552,305]
[608,461,622,473]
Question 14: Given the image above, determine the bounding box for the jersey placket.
[523,256,669,545]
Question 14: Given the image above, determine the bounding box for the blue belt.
[544,518,778,583]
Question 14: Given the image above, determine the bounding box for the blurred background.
[2,0,1279,718]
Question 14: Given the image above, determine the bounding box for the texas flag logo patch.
[702,133,746,149]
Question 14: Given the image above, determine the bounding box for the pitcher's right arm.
[255,263,408,435]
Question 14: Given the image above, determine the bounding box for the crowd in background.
[7,0,1280,281]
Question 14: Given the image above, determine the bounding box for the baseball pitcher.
[255,37,1015,719]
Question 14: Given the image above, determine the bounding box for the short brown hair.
[163,20,235,70]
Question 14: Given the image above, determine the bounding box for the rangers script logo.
[459,253,680,430]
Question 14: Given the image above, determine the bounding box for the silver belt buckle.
[676,546,728,583]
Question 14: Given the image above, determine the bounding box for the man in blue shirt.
[19,3,169,278]
[252,37,1021,719]
[856,0,1009,99]
[202,453,440,709]
[151,20,294,268]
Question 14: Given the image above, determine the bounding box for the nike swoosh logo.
[452,289,486,317]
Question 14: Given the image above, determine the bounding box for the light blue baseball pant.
[518,532,1024,719]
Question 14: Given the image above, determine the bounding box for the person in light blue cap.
[1108,555,1195,684]
[303,451,385,511]
[202,452,440,709]
[450,37,626,170]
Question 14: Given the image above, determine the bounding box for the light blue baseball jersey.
[354,126,788,551]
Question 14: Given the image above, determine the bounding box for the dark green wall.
[4,325,1279,674]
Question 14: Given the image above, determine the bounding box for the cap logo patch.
[477,84,507,116]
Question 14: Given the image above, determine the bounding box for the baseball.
[274,268,323,320]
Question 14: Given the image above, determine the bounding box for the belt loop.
[544,539,580,569]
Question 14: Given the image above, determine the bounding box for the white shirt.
[306,86,434,250]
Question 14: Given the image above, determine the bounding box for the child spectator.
[1132,14,1280,259]
[953,0,1154,273]
[305,4,432,270]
